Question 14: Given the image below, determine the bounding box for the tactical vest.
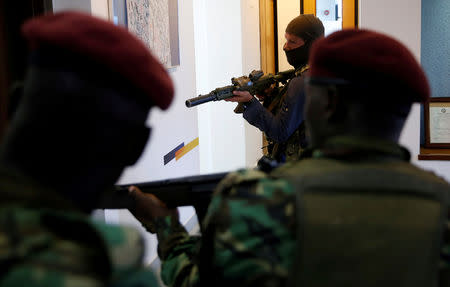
[265,65,309,163]
[275,156,450,287]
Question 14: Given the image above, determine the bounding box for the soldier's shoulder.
[216,169,266,187]
[204,169,296,230]
[91,220,146,271]
[0,207,106,286]
[0,207,156,287]
[214,168,294,199]
[271,157,330,178]
[91,221,159,286]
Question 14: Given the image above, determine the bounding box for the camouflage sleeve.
[202,169,296,286]
[155,215,202,287]
[0,210,160,287]
[156,169,295,287]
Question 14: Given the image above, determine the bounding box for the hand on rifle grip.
[128,186,179,233]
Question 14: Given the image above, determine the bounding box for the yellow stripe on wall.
[175,137,199,161]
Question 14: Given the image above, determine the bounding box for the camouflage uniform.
[154,136,450,287]
[0,169,158,287]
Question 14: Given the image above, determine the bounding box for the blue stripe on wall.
[164,143,184,165]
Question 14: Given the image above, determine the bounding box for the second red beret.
[309,29,430,103]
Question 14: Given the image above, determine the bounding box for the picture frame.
[424,97,450,148]
[124,0,180,68]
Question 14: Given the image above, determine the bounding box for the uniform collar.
[303,136,410,162]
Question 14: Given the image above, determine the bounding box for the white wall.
[360,0,450,183]
[277,1,301,71]
[241,0,264,167]
[194,0,262,174]
[360,0,422,159]
[90,0,110,20]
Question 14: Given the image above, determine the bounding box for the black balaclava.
[284,14,324,69]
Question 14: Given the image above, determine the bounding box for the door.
[302,0,358,34]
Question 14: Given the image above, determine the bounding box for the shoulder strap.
[295,64,309,77]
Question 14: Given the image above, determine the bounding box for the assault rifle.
[185,69,295,108]
[99,161,281,223]
[98,172,228,222]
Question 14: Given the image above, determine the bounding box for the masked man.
[227,14,324,163]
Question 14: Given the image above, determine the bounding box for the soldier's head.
[284,14,324,69]
[304,29,429,148]
[0,12,174,211]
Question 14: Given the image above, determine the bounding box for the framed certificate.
[424,97,450,148]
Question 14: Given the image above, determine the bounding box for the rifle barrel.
[185,93,216,108]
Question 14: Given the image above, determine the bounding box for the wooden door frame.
[301,0,316,15]
[259,0,277,75]
[259,0,278,155]
[343,0,358,28]
[301,0,358,28]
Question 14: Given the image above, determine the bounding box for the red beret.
[309,29,430,103]
[21,11,174,110]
